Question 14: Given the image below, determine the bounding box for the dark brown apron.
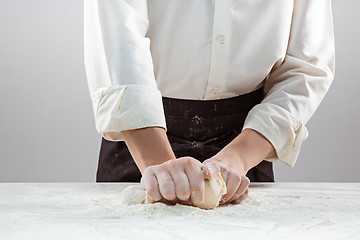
[96,86,274,183]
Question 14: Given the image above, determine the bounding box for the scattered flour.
[0,183,359,240]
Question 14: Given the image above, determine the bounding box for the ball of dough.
[193,173,227,210]
[120,185,146,205]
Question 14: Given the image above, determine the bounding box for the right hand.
[140,156,205,205]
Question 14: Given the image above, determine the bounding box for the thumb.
[202,161,220,180]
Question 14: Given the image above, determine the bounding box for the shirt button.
[213,87,220,94]
[216,35,225,44]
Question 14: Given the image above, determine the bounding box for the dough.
[120,173,227,210]
[120,184,147,205]
[194,173,227,210]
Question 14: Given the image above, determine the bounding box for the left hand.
[202,157,250,205]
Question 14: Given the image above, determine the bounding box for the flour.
[1,183,359,240]
[90,183,360,239]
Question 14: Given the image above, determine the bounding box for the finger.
[155,169,177,201]
[228,176,250,203]
[231,188,249,204]
[202,160,220,180]
[168,167,191,202]
[184,158,205,205]
[219,170,241,204]
[141,172,162,202]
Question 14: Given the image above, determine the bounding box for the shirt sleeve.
[84,0,166,141]
[241,0,335,167]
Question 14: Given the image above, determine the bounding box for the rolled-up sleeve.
[84,0,166,141]
[242,0,335,167]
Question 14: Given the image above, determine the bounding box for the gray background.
[0,0,359,182]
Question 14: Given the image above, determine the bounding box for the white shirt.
[84,0,335,167]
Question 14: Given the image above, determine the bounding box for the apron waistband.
[162,86,264,117]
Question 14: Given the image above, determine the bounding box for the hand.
[200,128,276,204]
[202,157,250,205]
[140,157,206,205]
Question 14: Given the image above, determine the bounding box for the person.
[84,0,335,206]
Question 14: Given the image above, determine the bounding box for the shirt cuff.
[90,85,167,141]
[241,102,309,167]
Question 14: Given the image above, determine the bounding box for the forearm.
[212,128,275,174]
[106,127,176,174]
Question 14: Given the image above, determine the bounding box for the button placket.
[203,0,233,100]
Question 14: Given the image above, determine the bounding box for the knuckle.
[189,161,201,171]
[183,157,193,165]
[143,173,155,182]
[154,166,163,175]
[165,163,174,170]
[154,166,167,176]
[167,159,177,167]
[143,166,155,175]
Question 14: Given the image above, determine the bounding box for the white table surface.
[0,182,359,240]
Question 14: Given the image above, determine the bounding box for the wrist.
[211,146,248,175]
[121,127,176,173]
[137,154,175,173]
[212,128,275,174]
